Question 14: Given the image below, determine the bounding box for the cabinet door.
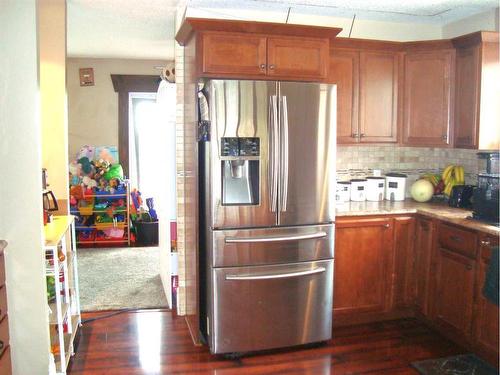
[329,49,359,144]
[403,50,455,146]
[414,217,434,316]
[434,247,475,339]
[267,36,328,80]
[393,217,416,309]
[334,217,394,317]
[454,45,480,148]
[201,32,267,77]
[473,234,499,366]
[358,51,399,143]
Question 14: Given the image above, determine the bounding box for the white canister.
[336,181,351,203]
[350,179,367,201]
[385,173,407,201]
[366,177,386,201]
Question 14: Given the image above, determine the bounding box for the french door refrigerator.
[199,79,337,354]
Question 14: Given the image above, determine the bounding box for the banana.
[455,166,465,184]
[442,165,454,183]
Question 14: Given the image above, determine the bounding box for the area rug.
[76,246,169,311]
[411,354,497,375]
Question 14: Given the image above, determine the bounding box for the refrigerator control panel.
[221,137,260,157]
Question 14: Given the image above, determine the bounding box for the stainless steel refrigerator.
[199,79,337,355]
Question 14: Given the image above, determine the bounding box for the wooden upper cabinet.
[201,32,267,77]
[403,49,455,147]
[359,51,399,143]
[328,49,359,143]
[334,217,394,318]
[453,32,500,150]
[267,36,328,79]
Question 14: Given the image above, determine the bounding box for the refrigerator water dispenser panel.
[220,137,260,206]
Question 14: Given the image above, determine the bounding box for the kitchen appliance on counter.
[199,79,336,355]
[366,177,385,202]
[472,152,499,225]
[448,185,474,208]
[385,173,407,201]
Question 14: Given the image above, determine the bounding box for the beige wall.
[67,58,170,161]
[40,0,69,208]
[442,8,499,38]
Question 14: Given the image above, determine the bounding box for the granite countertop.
[335,200,499,236]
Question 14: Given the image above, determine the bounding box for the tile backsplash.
[337,145,482,196]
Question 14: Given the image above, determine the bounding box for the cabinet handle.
[360,133,366,138]
[259,64,266,70]
[441,134,448,141]
[450,235,461,242]
[269,64,275,70]
[466,265,473,271]
[352,133,359,138]
[480,240,491,246]
[383,224,390,228]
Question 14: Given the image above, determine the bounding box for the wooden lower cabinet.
[473,234,499,366]
[432,247,476,340]
[393,217,416,308]
[334,217,395,325]
[414,217,434,316]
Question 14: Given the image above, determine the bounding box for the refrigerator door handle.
[281,95,289,212]
[225,267,326,281]
[225,231,327,243]
[269,95,279,213]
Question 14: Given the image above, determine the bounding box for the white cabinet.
[43,216,81,374]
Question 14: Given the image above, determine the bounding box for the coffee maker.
[472,152,499,225]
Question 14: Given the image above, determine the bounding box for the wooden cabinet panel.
[454,45,480,148]
[393,217,416,308]
[334,217,394,317]
[0,347,10,375]
[473,234,499,366]
[414,217,434,316]
[0,287,6,323]
[403,50,455,146]
[0,317,8,357]
[358,51,399,143]
[267,36,328,80]
[201,32,267,77]
[433,247,475,339]
[329,49,359,144]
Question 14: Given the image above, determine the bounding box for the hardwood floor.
[68,310,464,374]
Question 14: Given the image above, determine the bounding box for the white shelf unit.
[44,216,81,375]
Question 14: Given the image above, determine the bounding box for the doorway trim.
[111,74,159,177]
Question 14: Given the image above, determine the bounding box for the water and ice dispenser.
[221,137,260,206]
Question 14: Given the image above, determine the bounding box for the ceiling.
[67,0,498,60]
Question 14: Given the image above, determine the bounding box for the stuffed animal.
[81,176,97,190]
[68,161,82,186]
[93,159,111,178]
[76,145,95,161]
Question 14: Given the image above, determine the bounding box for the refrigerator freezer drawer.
[210,259,333,354]
[212,224,334,267]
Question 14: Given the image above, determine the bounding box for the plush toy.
[76,145,95,161]
[68,161,82,186]
[93,159,111,178]
[77,157,93,175]
[81,176,97,190]
[103,164,124,181]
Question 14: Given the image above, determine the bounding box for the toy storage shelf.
[44,216,81,375]
[71,182,131,247]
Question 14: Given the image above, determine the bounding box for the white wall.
[0,1,51,374]
[442,8,499,38]
[184,7,443,41]
[67,58,169,161]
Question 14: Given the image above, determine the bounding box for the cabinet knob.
[383,223,390,228]
[360,133,366,138]
[480,240,491,246]
[441,134,448,141]
[450,235,461,242]
[259,64,266,70]
[269,64,275,70]
[466,264,473,271]
[352,133,359,138]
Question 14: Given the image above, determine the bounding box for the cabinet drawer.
[438,223,477,258]
[0,252,5,287]
[0,287,7,322]
[0,317,8,357]
[0,345,10,375]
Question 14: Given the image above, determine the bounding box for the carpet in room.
[411,354,497,375]
[76,246,168,311]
